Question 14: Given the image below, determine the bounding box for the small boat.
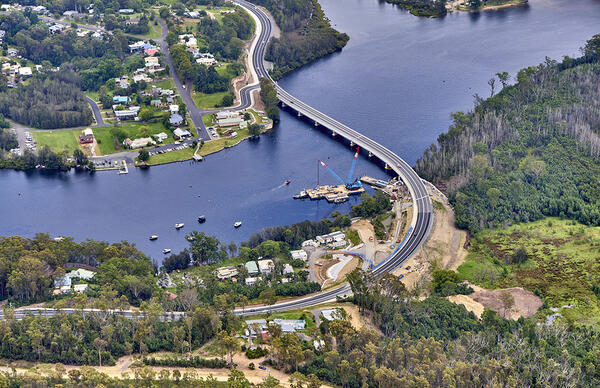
[234,221,242,228]
[175,223,185,229]
[149,235,158,241]
[284,180,291,185]
[162,248,171,254]
[198,215,206,223]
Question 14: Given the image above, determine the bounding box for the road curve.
[232,0,434,315]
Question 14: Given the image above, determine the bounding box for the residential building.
[244,319,267,338]
[144,48,158,56]
[217,117,243,127]
[79,128,94,144]
[125,17,140,25]
[173,128,191,139]
[63,10,79,17]
[216,266,238,280]
[49,24,65,34]
[154,132,168,143]
[129,41,145,52]
[125,137,155,149]
[150,99,163,107]
[257,259,274,275]
[245,276,259,286]
[302,239,319,248]
[283,264,294,275]
[18,67,32,77]
[114,109,139,121]
[196,56,217,66]
[320,308,343,321]
[272,319,306,333]
[291,250,308,261]
[316,231,346,245]
[7,48,18,57]
[245,261,259,275]
[73,284,89,293]
[113,96,130,104]
[133,73,151,83]
[119,8,134,14]
[216,111,237,120]
[169,113,184,126]
[0,30,5,43]
[169,104,180,114]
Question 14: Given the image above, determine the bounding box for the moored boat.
[234,221,242,228]
[175,223,184,229]
[162,248,171,254]
[198,215,206,223]
[149,235,158,241]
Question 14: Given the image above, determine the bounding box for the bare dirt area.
[251,90,265,111]
[351,219,392,266]
[315,257,339,286]
[448,285,542,319]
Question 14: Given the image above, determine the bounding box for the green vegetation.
[458,0,527,11]
[192,91,231,108]
[459,217,600,324]
[385,0,447,17]
[416,34,600,234]
[350,191,392,218]
[146,146,195,165]
[33,129,81,154]
[262,0,349,79]
[152,78,176,90]
[94,122,171,155]
[259,78,279,121]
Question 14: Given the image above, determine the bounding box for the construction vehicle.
[317,147,363,191]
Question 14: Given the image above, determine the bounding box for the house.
[7,48,18,57]
[76,29,91,37]
[66,268,95,280]
[113,96,130,104]
[291,250,308,261]
[196,57,217,66]
[316,231,345,245]
[54,276,72,288]
[283,264,294,275]
[31,5,47,14]
[217,117,243,127]
[133,73,151,83]
[129,41,145,52]
[73,284,89,293]
[91,31,104,40]
[169,113,183,126]
[145,56,160,71]
[245,276,259,286]
[49,24,65,34]
[60,285,72,294]
[166,291,178,300]
[186,11,201,18]
[154,132,168,143]
[127,137,155,149]
[216,266,238,280]
[257,259,274,275]
[79,128,94,144]
[125,17,140,25]
[272,319,305,333]
[63,10,79,17]
[18,67,32,77]
[115,77,130,89]
[114,109,139,121]
[169,104,179,114]
[144,48,158,56]
[216,110,237,120]
[0,30,5,43]
[329,240,347,249]
[119,8,134,14]
[245,261,259,275]
[244,319,267,338]
[173,128,190,139]
[150,99,163,107]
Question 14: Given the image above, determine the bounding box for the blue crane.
[317,147,363,190]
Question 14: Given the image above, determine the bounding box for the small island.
[385,0,528,18]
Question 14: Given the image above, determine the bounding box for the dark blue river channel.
[1,0,600,262]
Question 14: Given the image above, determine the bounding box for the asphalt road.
[86,96,105,126]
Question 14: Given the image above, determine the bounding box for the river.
[1,0,599,262]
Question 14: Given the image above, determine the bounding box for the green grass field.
[146,146,195,165]
[192,91,230,109]
[94,122,172,155]
[136,22,163,39]
[32,129,81,154]
[152,78,175,90]
[84,91,99,102]
[459,217,600,325]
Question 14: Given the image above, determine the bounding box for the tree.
[511,246,528,265]
[488,77,496,97]
[260,289,277,307]
[73,149,89,166]
[500,291,515,318]
[93,337,107,366]
[228,241,238,257]
[496,71,510,88]
[186,231,226,265]
[138,107,154,122]
[248,123,261,136]
[138,149,150,162]
[218,330,240,366]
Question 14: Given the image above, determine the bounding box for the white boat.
[149,235,158,241]
[175,223,184,229]
[234,221,242,228]
[162,248,171,254]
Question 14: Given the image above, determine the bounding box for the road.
[86,96,105,126]
[0,1,434,320]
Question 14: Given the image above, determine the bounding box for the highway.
[231,0,434,315]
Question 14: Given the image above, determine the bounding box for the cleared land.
[32,129,81,154]
[458,217,600,324]
[192,91,230,109]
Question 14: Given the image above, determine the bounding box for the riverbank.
[451,0,528,13]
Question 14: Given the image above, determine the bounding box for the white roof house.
[216,111,237,120]
[272,319,305,333]
[18,67,32,77]
[245,276,259,286]
[173,128,190,139]
[169,104,179,114]
[291,250,308,261]
[316,231,346,245]
[320,308,344,321]
[302,239,319,248]
[257,259,274,275]
[129,137,155,149]
[244,319,267,337]
[154,132,168,143]
[283,264,294,275]
[73,284,89,293]
[216,266,238,280]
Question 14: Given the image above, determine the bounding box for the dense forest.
[415,34,600,233]
[293,269,600,387]
[0,73,92,129]
[256,0,349,79]
[259,77,279,120]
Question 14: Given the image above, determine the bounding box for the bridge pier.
[368,152,373,158]
[384,163,390,170]
[297,112,302,117]
[281,102,286,108]
[314,121,318,127]
[350,141,354,147]
[332,131,336,137]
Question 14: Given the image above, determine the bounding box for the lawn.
[32,129,81,154]
[135,22,163,39]
[85,91,99,102]
[458,217,600,325]
[146,146,195,165]
[93,121,172,155]
[152,78,175,90]
[192,91,230,109]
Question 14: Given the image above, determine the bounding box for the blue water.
[2,0,600,262]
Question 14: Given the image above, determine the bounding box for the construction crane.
[317,147,363,191]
